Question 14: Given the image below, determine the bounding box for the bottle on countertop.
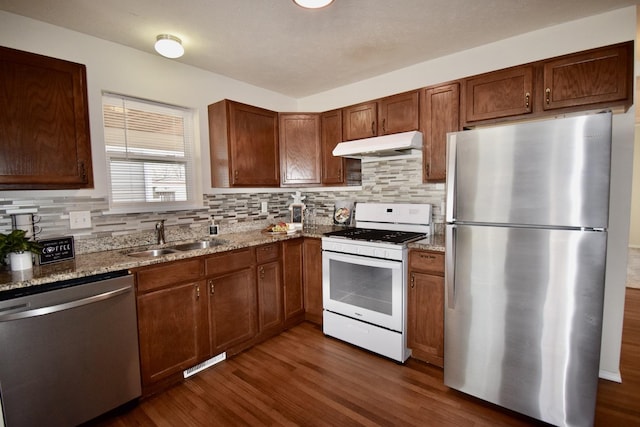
[209,217,218,235]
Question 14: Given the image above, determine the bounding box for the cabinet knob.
[259,265,265,279]
[410,274,415,289]
[209,279,215,294]
[371,121,375,135]
[545,88,551,105]
[525,92,530,109]
[195,284,200,300]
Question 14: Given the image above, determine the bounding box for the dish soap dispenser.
[209,217,218,235]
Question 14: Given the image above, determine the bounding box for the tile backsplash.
[0,156,445,254]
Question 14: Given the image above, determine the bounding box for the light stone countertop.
[0,226,445,296]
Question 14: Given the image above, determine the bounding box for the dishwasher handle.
[0,285,133,321]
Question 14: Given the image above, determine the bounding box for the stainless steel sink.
[126,248,180,258]
[169,239,225,251]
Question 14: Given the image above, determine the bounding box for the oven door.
[322,250,404,332]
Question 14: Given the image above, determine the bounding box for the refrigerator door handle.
[445,224,456,309]
[445,133,456,222]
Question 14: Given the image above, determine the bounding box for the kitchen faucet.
[155,220,166,244]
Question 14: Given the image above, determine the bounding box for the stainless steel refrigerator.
[444,112,611,427]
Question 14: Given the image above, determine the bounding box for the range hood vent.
[332,130,423,159]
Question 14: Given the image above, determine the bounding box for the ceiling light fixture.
[154,34,184,59]
[293,0,334,9]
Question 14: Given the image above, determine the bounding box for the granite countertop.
[0,225,445,295]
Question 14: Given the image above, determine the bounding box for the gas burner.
[324,227,425,245]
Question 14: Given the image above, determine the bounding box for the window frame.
[102,92,201,213]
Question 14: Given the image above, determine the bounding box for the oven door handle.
[445,224,456,309]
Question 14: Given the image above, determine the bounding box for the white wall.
[0,10,298,200]
[297,6,637,381]
[298,7,635,111]
[0,6,636,380]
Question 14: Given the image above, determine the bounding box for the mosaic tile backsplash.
[0,156,445,254]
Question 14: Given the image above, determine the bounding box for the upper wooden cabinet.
[541,43,632,111]
[208,99,279,187]
[463,65,534,123]
[462,41,633,126]
[378,91,420,135]
[421,82,460,182]
[279,113,322,186]
[342,91,419,141]
[320,109,345,185]
[342,101,378,141]
[0,46,93,190]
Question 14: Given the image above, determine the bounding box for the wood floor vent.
[183,352,226,378]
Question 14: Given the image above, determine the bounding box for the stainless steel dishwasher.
[0,271,141,427]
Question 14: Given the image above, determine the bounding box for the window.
[102,93,197,210]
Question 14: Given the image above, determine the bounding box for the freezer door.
[444,224,606,427]
[446,112,611,228]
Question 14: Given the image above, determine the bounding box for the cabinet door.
[208,268,257,354]
[407,271,444,367]
[279,113,322,186]
[0,46,93,190]
[302,238,323,325]
[137,281,209,388]
[378,91,419,135]
[321,109,345,185]
[282,238,305,326]
[421,83,460,182]
[342,101,377,141]
[258,260,283,334]
[542,43,631,111]
[464,65,533,123]
[209,100,279,187]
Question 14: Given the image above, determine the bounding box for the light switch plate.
[261,201,268,213]
[69,211,92,229]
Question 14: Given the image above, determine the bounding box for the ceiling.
[0,0,638,98]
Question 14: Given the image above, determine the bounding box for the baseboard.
[599,369,622,383]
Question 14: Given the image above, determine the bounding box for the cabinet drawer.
[256,243,280,263]
[206,247,255,276]
[136,258,204,293]
[409,250,444,275]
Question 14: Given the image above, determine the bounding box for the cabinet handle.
[233,170,239,184]
[525,92,530,109]
[382,118,386,134]
[338,167,343,181]
[371,121,375,135]
[209,279,214,295]
[410,273,415,289]
[425,163,430,177]
[259,265,265,279]
[545,88,551,105]
[195,284,200,300]
[79,161,87,183]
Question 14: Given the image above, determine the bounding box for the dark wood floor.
[92,289,640,426]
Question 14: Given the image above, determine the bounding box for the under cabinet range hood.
[332,130,423,159]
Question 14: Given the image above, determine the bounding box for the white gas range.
[321,203,432,362]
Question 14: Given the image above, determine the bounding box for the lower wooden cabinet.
[303,238,323,325]
[282,238,305,327]
[134,238,312,396]
[407,250,445,367]
[208,267,257,355]
[134,261,209,396]
[256,243,283,336]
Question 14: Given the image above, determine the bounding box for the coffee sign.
[38,237,75,265]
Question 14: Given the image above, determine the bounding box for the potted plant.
[0,229,42,271]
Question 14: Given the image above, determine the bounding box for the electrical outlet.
[69,211,92,229]
[261,201,268,213]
